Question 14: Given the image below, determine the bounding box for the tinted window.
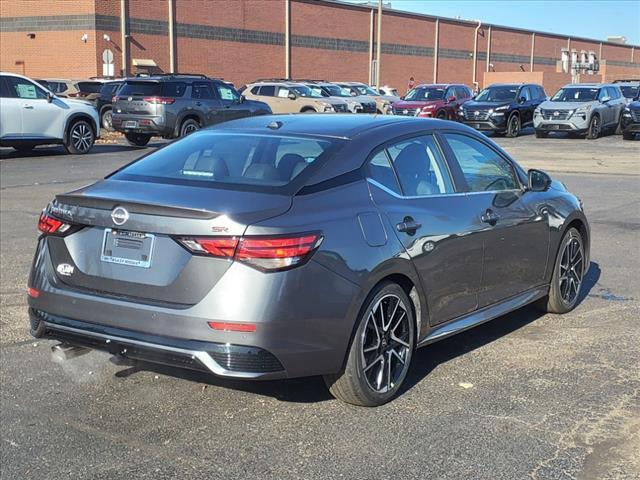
[216,83,239,101]
[404,87,445,101]
[162,82,186,97]
[5,76,48,99]
[444,87,455,99]
[386,136,453,197]
[455,87,469,98]
[443,134,518,192]
[619,85,639,99]
[551,87,598,102]
[111,132,339,192]
[75,81,103,93]
[191,82,215,99]
[520,87,532,101]
[476,86,518,102]
[259,85,275,96]
[368,150,401,195]
[0,77,12,97]
[119,81,186,97]
[538,86,547,99]
[100,82,121,96]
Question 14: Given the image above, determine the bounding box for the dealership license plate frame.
[100,228,155,268]
[124,120,138,129]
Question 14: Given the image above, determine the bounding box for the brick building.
[1,0,638,94]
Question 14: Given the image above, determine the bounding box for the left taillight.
[176,233,323,272]
[38,212,72,235]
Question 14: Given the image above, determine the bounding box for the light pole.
[375,0,382,89]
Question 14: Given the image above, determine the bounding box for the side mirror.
[238,94,245,103]
[600,96,611,103]
[518,96,527,104]
[447,95,456,103]
[350,91,357,97]
[47,91,54,103]
[287,92,297,100]
[527,169,551,192]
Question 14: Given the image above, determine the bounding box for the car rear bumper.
[112,114,173,136]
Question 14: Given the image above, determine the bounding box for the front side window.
[519,87,532,101]
[216,83,239,101]
[5,76,48,99]
[386,136,454,197]
[110,132,340,192]
[443,133,519,192]
[597,88,608,101]
[444,87,456,99]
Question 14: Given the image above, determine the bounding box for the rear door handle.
[396,217,422,234]
[23,105,34,109]
[481,209,500,226]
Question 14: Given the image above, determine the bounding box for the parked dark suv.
[96,80,123,131]
[112,74,272,146]
[621,93,640,140]
[458,83,547,137]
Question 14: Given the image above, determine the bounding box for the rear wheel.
[64,119,95,154]
[101,108,113,131]
[539,227,585,314]
[436,110,447,120]
[324,282,415,406]
[535,130,548,138]
[124,132,152,147]
[179,118,200,137]
[586,114,601,139]
[505,114,521,137]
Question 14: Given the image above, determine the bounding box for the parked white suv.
[0,72,99,154]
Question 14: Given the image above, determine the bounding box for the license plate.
[549,124,560,130]
[101,229,155,268]
[124,120,138,128]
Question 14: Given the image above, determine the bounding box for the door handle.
[23,105,34,109]
[481,209,500,226]
[396,217,422,234]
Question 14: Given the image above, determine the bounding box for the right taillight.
[38,212,72,235]
[143,96,176,105]
[176,233,322,272]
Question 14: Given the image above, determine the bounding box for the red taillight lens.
[143,96,175,105]
[208,321,256,333]
[177,233,322,271]
[38,212,66,234]
[27,287,40,298]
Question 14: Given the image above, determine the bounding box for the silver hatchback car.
[29,115,590,406]
[534,83,626,139]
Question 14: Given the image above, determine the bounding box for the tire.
[301,109,316,114]
[124,132,152,147]
[505,113,521,137]
[179,118,201,137]
[535,130,548,139]
[323,282,415,407]
[586,114,601,139]
[615,115,623,135]
[101,108,113,131]
[436,110,447,120]
[622,132,635,140]
[538,227,585,314]
[13,144,35,153]
[64,119,95,154]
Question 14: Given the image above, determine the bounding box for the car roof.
[208,113,468,139]
[414,83,465,88]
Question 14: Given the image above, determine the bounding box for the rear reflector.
[38,212,70,234]
[176,233,322,272]
[27,287,40,298]
[208,321,256,333]
[143,96,176,105]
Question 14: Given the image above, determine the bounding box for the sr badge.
[56,263,74,276]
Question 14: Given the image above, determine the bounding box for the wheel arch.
[173,113,204,137]
[63,113,97,143]
[300,106,317,113]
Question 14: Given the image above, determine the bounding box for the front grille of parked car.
[631,110,640,122]
[393,107,418,116]
[541,109,572,120]
[360,102,377,113]
[463,108,492,120]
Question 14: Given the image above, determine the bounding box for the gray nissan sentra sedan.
[28,114,590,406]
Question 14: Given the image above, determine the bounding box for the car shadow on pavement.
[0,143,161,159]
[112,261,601,405]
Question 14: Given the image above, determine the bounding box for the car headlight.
[493,105,509,113]
[422,104,436,110]
[348,101,362,110]
[572,105,591,117]
[623,107,631,117]
[534,108,541,115]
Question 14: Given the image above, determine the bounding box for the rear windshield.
[118,81,186,97]
[551,87,598,102]
[110,132,342,193]
[75,81,104,93]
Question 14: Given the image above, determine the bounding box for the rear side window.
[442,133,518,192]
[368,150,401,195]
[385,135,454,197]
[191,82,215,99]
[258,85,275,96]
[100,82,121,96]
[111,132,340,192]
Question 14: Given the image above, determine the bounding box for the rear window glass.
[76,82,103,93]
[110,132,341,192]
[118,81,186,97]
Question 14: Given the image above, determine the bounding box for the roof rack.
[253,78,294,83]
[294,79,331,83]
[134,73,212,79]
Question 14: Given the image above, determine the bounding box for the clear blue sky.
[346,1,640,45]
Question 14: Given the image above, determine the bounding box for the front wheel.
[538,227,585,314]
[124,132,152,147]
[324,282,415,406]
[505,114,521,137]
[586,115,601,139]
[436,110,447,120]
[64,120,95,154]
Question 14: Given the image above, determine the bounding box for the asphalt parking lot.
[1,131,639,480]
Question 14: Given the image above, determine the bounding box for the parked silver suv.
[534,83,626,139]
